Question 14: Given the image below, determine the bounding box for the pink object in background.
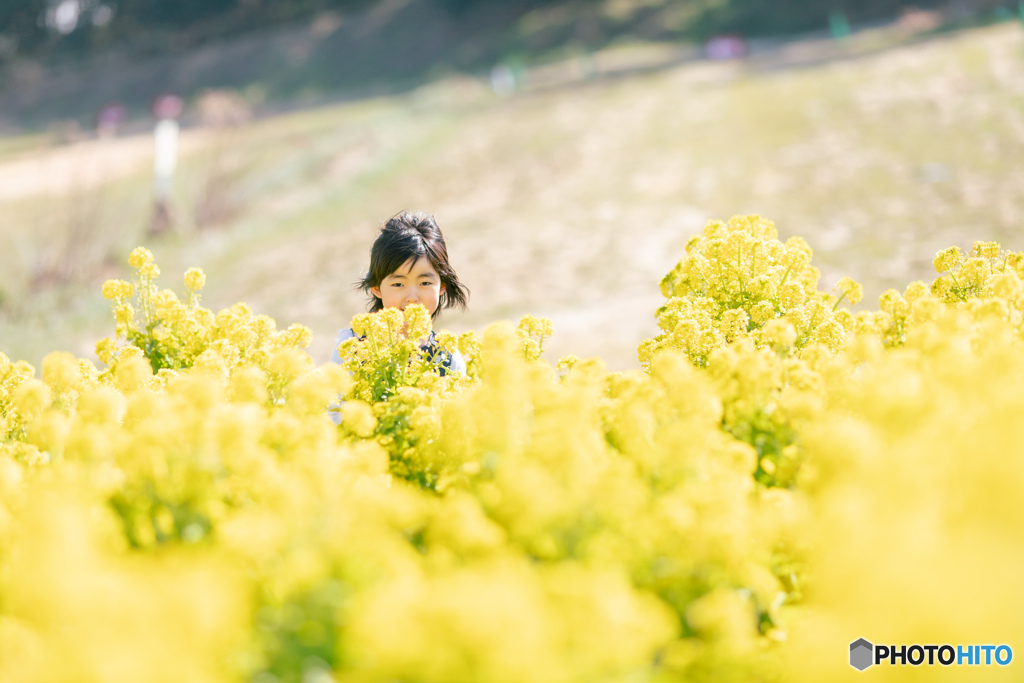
[95,102,126,137]
[151,94,184,121]
[704,34,748,61]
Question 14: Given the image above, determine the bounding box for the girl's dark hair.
[358,211,469,318]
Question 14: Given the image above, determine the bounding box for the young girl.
[330,210,470,375]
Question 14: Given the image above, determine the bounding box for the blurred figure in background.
[150,94,182,237]
[94,102,126,138]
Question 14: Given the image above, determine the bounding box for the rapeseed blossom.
[2,219,1023,682]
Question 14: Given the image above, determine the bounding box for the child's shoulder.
[330,327,357,366]
[448,348,467,375]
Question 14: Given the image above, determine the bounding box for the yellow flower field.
[1,215,1021,682]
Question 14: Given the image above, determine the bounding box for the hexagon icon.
[850,638,874,671]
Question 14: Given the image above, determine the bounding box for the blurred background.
[0,0,1022,369]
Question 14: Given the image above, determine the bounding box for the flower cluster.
[2,227,1023,683]
[97,246,312,377]
[640,215,859,369]
[849,240,1024,349]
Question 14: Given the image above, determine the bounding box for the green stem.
[695,263,711,292]
[948,271,965,300]
[749,243,758,291]
[774,266,794,305]
[736,243,745,292]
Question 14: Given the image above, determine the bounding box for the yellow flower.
[762,318,797,350]
[992,271,1023,300]
[114,304,135,327]
[12,215,1024,683]
[902,280,929,302]
[228,366,269,404]
[517,315,554,340]
[971,240,1000,259]
[834,276,863,306]
[1006,252,1024,276]
[404,303,432,342]
[127,246,154,268]
[95,337,118,366]
[184,267,207,292]
[703,219,727,240]
[784,235,813,260]
[814,319,847,353]
[556,355,580,378]
[748,274,772,298]
[115,355,153,392]
[268,348,312,385]
[878,289,907,316]
[279,323,313,350]
[101,279,134,301]
[13,379,50,419]
[720,308,750,341]
[749,300,776,326]
[41,352,81,390]
[778,282,806,309]
[910,295,942,323]
[342,400,377,438]
[933,246,962,274]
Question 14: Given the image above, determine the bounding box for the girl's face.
[371,256,446,316]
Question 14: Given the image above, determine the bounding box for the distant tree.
[435,0,555,17]
[688,0,975,37]
[0,0,48,58]
[2,0,1016,65]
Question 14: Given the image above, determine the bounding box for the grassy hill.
[1,16,1023,370]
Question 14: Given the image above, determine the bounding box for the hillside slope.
[1,21,1022,370]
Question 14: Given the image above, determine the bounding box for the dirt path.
[0,129,219,202]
